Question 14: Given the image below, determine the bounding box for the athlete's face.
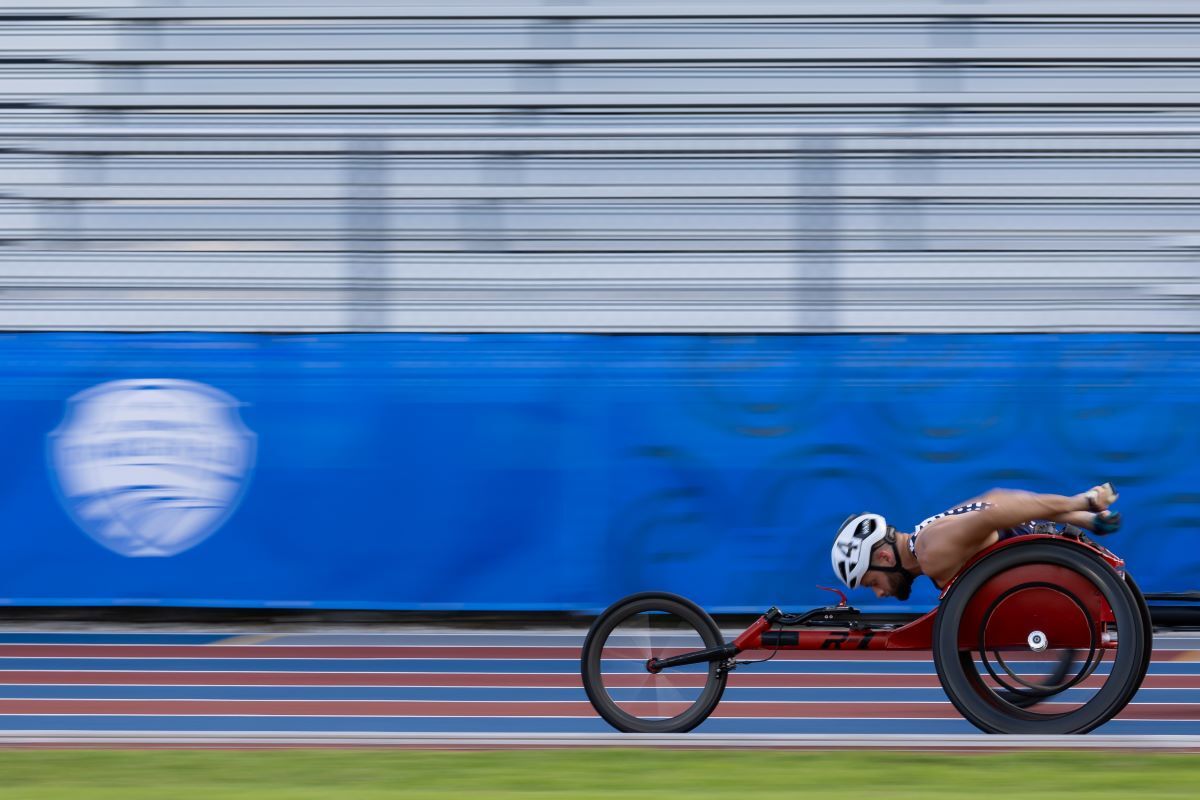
[862,568,913,601]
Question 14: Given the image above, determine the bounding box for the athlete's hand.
[1084,483,1118,512]
[1093,510,1122,536]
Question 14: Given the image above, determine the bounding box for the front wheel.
[581,592,728,733]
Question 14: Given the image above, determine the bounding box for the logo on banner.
[48,379,256,557]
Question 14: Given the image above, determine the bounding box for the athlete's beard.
[892,570,914,601]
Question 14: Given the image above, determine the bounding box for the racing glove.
[1092,510,1122,536]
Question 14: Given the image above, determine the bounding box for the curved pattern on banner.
[740,444,918,606]
[680,336,831,439]
[605,445,736,600]
[862,337,1040,465]
[1052,338,1192,485]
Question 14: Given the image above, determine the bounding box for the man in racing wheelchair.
[832,484,1121,601]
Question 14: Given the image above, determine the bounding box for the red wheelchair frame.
[582,531,1152,735]
[732,533,1123,654]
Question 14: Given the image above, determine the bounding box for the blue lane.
[0,634,230,645]
[2,658,1161,674]
[4,686,597,701]
[0,632,1191,650]
[2,658,1185,675]
[0,715,618,733]
[0,658,589,673]
[0,658,930,673]
[0,685,1193,704]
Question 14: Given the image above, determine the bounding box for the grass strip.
[1,748,1198,799]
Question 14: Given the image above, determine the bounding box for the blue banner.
[0,332,1195,612]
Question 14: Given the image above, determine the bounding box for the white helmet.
[831,512,889,589]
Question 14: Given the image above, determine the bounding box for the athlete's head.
[860,544,915,601]
[831,512,915,601]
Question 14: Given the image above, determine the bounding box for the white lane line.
[0,670,1102,676]
[0,686,1194,695]
[3,732,1200,749]
[2,642,609,652]
[0,699,1188,706]
[0,662,938,666]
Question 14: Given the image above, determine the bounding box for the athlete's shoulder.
[912,500,993,535]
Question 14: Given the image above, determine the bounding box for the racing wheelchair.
[581,528,1152,735]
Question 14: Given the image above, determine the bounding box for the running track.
[2,628,1200,749]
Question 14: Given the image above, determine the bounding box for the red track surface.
[0,672,1198,689]
[0,632,1196,747]
[0,644,1185,662]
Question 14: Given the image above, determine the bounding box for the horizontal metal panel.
[30,3,1200,20]
[0,302,1195,333]
[135,26,1200,52]
[7,251,1197,276]
[3,238,1183,253]
[3,255,1194,326]
[23,91,1200,108]
[21,47,1200,62]
[0,25,119,51]
[17,66,1200,94]
[14,112,1200,134]
[10,18,1200,55]
[7,198,1200,227]
[11,132,1200,156]
[3,3,1200,332]
[14,184,1200,201]
[10,156,1200,190]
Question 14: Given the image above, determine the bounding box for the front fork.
[645,643,740,674]
[645,606,786,674]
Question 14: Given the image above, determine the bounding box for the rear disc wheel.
[933,542,1146,734]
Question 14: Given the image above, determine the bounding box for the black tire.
[1111,573,1154,718]
[933,541,1147,735]
[581,591,728,733]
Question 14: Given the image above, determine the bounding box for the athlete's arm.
[970,485,1116,532]
[950,489,1084,537]
[1048,510,1100,530]
[1048,509,1122,535]
[915,486,1116,581]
